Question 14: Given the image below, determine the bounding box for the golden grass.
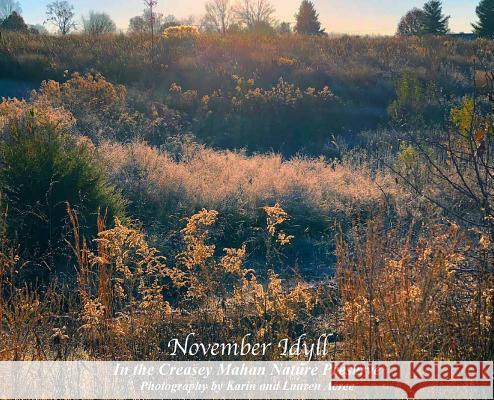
[1,202,491,361]
[99,140,405,218]
[337,218,493,360]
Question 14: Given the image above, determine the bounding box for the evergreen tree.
[0,11,28,32]
[473,0,494,38]
[295,0,325,35]
[421,0,449,35]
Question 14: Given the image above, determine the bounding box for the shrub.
[32,73,184,144]
[0,103,125,277]
[70,209,172,358]
[388,71,446,128]
[169,77,345,155]
[162,25,200,41]
[0,11,28,33]
[33,73,128,142]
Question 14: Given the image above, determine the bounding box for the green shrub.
[388,71,446,128]
[0,108,125,277]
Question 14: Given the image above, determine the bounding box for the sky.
[18,0,477,35]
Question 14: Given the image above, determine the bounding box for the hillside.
[0,31,493,363]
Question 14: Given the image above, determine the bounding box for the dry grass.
[100,140,403,219]
[1,31,492,363]
[1,32,489,90]
[0,204,337,361]
[1,203,491,361]
[97,140,413,275]
[337,218,494,360]
[1,33,490,130]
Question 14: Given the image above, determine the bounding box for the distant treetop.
[232,0,275,31]
[472,0,494,38]
[45,1,77,35]
[202,0,232,34]
[0,10,28,32]
[295,0,325,35]
[397,8,425,36]
[421,0,450,35]
[397,1,450,37]
[82,11,117,35]
[0,0,21,21]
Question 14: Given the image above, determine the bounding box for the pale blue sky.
[19,0,476,35]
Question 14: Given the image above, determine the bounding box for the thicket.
[0,203,491,361]
[0,98,125,281]
[1,32,492,154]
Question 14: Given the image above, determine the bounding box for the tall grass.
[1,32,488,91]
[1,204,491,361]
[100,140,399,218]
[1,32,489,128]
[0,204,338,360]
[99,140,410,275]
[337,218,493,360]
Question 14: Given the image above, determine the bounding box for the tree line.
[398,0,494,38]
[0,0,493,38]
[0,0,325,36]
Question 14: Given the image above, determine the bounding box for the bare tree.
[397,8,425,36]
[202,0,231,34]
[389,67,494,241]
[0,0,21,20]
[82,11,116,34]
[233,0,275,30]
[389,68,494,360]
[143,0,158,47]
[128,15,147,33]
[45,1,76,35]
[128,11,166,33]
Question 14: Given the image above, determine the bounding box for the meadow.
[1,32,492,152]
[0,31,492,362]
